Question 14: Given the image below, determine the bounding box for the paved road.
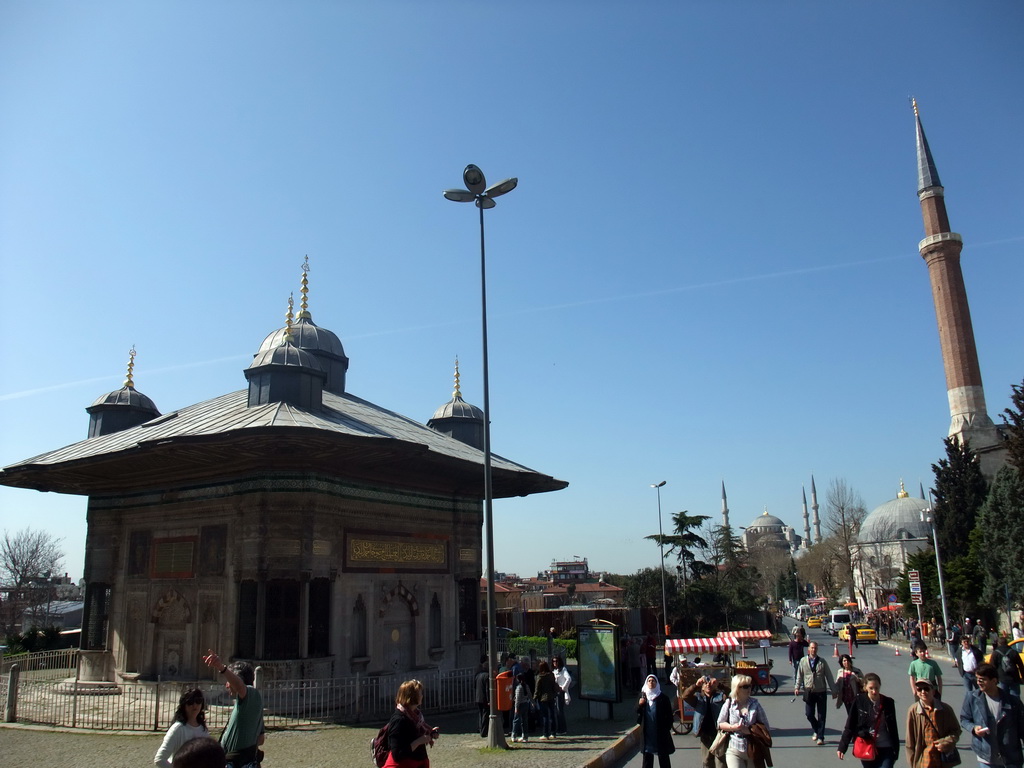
[618,620,967,768]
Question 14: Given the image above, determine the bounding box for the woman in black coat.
[636,674,675,768]
[837,672,900,768]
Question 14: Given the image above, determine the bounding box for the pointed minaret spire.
[123,345,137,388]
[913,100,1002,475]
[297,256,312,320]
[913,98,942,195]
[920,481,927,500]
[721,481,730,529]
[801,486,811,549]
[811,475,821,544]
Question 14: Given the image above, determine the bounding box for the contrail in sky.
[2,238,1018,402]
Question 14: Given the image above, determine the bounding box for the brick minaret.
[913,101,1004,476]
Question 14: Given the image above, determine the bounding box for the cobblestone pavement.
[0,697,641,768]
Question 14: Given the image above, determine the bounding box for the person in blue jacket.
[960,663,1024,768]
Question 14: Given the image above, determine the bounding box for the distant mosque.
[719,480,821,555]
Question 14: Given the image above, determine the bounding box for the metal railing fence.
[4,653,476,731]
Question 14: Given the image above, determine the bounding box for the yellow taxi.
[985,636,1024,664]
[839,623,878,643]
[807,616,822,628]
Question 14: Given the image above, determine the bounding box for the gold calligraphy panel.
[348,537,447,568]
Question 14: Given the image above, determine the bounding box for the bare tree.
[1,527,65,633]
[799,539,844,600]
[823,479,867,603]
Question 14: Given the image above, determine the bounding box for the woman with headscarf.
[636,674,675,768]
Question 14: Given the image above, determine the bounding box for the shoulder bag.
[852,701,883,760]
[709,698,731,759]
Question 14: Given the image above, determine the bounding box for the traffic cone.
[894,648,901,656]
[833,643,839,658]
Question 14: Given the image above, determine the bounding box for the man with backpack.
[991,635,1024,699]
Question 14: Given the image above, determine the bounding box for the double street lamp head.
[652,481,667,489]
[444,164,518,209]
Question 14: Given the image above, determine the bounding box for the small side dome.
[431,396,484,422]
[428,359,484,449]
[86,347,160,437]
[90,386,159,412]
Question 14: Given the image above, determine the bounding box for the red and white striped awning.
[717,630,772,640]
[665,637,741,653]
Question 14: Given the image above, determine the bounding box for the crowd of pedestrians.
[140,625,1024,768]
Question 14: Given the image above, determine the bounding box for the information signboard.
[908,571,921,581]
[911,594,923,605]
[577,624,620,703]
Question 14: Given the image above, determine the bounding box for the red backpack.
[370,723,390,767]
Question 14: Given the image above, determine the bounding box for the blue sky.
[1,2,1021,583]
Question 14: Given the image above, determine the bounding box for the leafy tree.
[693,524,759,629]
[930,436,987,555]
[975,466,1024,611]
[645,509,710,583]
[622,566,677,612]
[0,528,65,634]
[1001,379,1024,473]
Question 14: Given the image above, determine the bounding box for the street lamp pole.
[444,165,517,750]
[922,501,951,649]
[651,481,669,642]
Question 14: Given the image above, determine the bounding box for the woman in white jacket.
[154,688,209,767]
[552,655,573,735]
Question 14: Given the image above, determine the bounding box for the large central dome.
[858,484,930,544]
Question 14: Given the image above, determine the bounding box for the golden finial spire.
[898,478,909,498]
[453,357,462,399]
[298,255,311,320]
[123,345,137,388]
[911,97,919,117]
[284,293,295,344]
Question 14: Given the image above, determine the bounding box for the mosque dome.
[747,509,787,531]
[858,483,931,544]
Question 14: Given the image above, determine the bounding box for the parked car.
[839,624,878,643]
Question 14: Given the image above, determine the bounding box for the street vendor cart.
[717,630,779,694]
[664,636,740,735]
